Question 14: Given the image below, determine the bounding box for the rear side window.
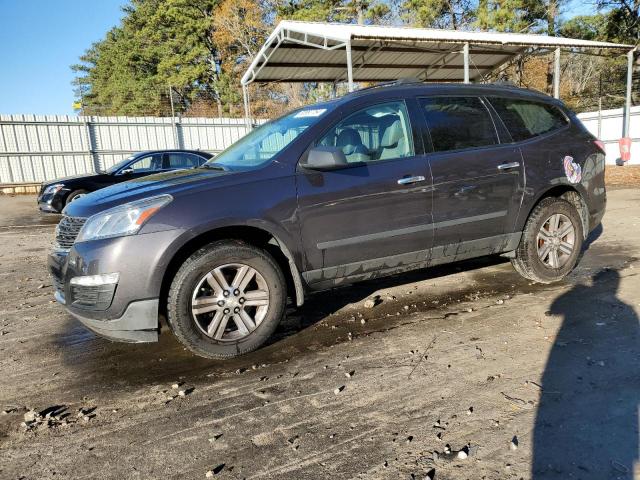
[489,98,568,142]
[420,97,498,153]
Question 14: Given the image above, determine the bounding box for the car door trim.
[304,232,522,288]
[432,210,507,230]
[316,210,507,250]
[317,223,434,250]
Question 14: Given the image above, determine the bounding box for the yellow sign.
[72,102,82,110]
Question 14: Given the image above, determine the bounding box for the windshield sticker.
[294,109,326,118]
[563,155,582,184]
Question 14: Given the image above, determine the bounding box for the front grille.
[54,216,86,251]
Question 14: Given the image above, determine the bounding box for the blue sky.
[0,0,126,115]
[0,0,596,116]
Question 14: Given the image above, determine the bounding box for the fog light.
[70,273,119,286]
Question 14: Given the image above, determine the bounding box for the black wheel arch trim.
[158,222,306,308]
[516,182,590,239]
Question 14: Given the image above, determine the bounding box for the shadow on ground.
[532,268,640,479]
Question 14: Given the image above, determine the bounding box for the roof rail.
[487,80,520,88]
[345,77,424,96]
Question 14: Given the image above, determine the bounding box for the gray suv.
[49,82,606,359]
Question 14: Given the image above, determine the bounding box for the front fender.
[150,218,306,308]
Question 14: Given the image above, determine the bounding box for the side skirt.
[302,232,522,291]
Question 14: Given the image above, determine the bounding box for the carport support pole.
[463,42,470,84]
[623,48,634,138]
[242,84,252,130]
[553,47,561,99]
[346,40,354,92]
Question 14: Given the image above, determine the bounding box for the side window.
[167,153,201,169]
[318,101,414,163]
[420,97,498,152]
[489,98,569,141]
[128,154,163,172]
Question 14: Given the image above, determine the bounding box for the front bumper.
[37,191,65,213]
[48,229,183,343]
[54,290,158,342]
[38,201,59,213]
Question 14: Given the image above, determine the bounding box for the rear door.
[419,96,524,253]
[296,99,434,284]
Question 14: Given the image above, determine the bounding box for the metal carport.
[241,21,636,150]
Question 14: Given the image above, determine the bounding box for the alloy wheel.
[191,263,269,341]
[536,213,576,269]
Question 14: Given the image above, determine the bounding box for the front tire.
[167,240,287,359]
[511,197,584,284]
[65,189,87,206]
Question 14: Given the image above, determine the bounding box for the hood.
[63,167,234,217]
[42,172,106,186]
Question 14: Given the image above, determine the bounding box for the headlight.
[44,183,64,195]
[76,195,172,243]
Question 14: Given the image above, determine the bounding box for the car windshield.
[105,156,135,174]
[202,106,330,170]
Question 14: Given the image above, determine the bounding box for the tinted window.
[128,154,163,172]
[489,98,568,141]
[167,153,202,169]
[420,97,498,152]
[318,101,414,163]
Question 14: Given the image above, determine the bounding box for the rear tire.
[167,240,286,359]
[511,197,584,284]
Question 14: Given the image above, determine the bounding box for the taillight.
[594,139,606,154]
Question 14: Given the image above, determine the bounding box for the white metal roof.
[242,20,634,85]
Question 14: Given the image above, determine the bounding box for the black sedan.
[38,149,213,213]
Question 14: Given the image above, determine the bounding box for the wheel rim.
[536,213,576,269]
[191,263,270,342]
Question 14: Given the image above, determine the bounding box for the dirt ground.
[606,165,640,187]
[0,189,639,480]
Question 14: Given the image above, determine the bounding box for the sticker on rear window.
[563,155,582,184]
[294,109,326,118]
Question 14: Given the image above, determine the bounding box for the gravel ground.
[0,190,639,480]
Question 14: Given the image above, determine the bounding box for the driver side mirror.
[118,167,134,176]
[300,146,348,171]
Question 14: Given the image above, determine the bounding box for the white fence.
[0,106,638,185]
[577,106,640,166]
[0,115,254,184]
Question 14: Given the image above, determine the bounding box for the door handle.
[397,175,426,185]
[455,185,477,196]
[497,162,520,170]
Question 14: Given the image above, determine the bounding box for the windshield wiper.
[200,163,228,171]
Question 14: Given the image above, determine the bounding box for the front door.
[116,152,166,180]
[296,100,434,286]
[419,96,524,255]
